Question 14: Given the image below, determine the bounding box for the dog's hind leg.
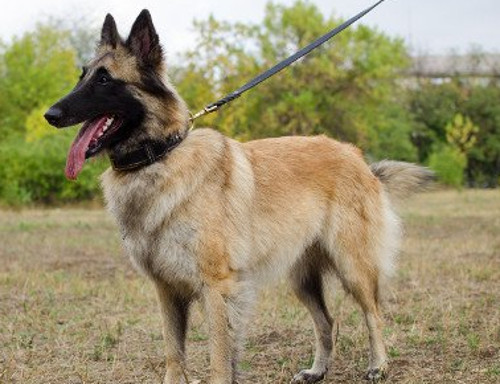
[290,246,334,384]
[340,271,387,381]
[154,281,193,384]
[328,227,389,382]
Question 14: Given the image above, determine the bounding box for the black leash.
[190,0,386,122]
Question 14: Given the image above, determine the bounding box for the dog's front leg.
[204,286,242,384]
[154,281,192,384]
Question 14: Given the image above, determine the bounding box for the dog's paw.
[365,367,387,382]
[291,369,326,384]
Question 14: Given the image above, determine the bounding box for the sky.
[0,0,498,62]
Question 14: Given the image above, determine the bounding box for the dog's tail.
[370,160,434,202]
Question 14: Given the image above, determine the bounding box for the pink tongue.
[65,116,108,180]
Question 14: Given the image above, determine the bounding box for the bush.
[428,145,467,188]
[0,132,107,205]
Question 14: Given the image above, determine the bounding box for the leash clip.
[189,104,220,124]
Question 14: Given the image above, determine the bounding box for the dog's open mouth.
[66,114,122,180]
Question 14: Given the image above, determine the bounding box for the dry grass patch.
[1,190,499,383]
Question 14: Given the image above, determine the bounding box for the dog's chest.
[102,172,200,286]
[120,217,199,285]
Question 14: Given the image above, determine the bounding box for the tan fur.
[370,160,435,203]
[80,15,434,383]
[100,118,431,383]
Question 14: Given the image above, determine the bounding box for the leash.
[190,0,386,123]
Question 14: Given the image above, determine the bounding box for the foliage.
[25,105,58,142]
[175,0,415,160]
[0,133,107,205]
[0,24,79,140]
[0,21,106,205]
[462,84,500,187]
[409,79,500,187]
[445,113,478,154]
[1,1,500,205]
[408,80,463,161]
[428,144,467,188]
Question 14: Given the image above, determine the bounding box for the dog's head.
[45,10,188,179]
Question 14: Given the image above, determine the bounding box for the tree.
[408,80,464,162]
[408,74,500,187]
[463,85,500,187]
[174,0,415,160]
[0,24,79,140]
[0,23,106,205]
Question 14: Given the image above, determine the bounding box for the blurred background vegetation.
[0,0,499,205]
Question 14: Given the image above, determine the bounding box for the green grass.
[0,190,499,383]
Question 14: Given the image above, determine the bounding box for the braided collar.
[109,132,185,172]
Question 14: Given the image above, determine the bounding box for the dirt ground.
[0,190,499,383]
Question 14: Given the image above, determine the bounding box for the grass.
[0,190,499,383]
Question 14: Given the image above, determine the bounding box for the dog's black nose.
[44,106,63,126]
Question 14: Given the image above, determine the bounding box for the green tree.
[408,80,464,162]
[0,24,78,140]
[175,0,415,160]
[409,76,500,187]
[0,22,106,205]
[463,84,500,186]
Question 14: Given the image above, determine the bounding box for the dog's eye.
[98,74,110,85]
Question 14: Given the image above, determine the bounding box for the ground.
[0,190,499,383]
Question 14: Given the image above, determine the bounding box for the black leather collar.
[109,132,185,172]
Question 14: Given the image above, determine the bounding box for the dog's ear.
[126,9,163,68]
[100,14,120,48]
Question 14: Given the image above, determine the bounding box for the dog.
[45,10,433,384]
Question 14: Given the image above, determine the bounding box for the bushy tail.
[370,160,434,202]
